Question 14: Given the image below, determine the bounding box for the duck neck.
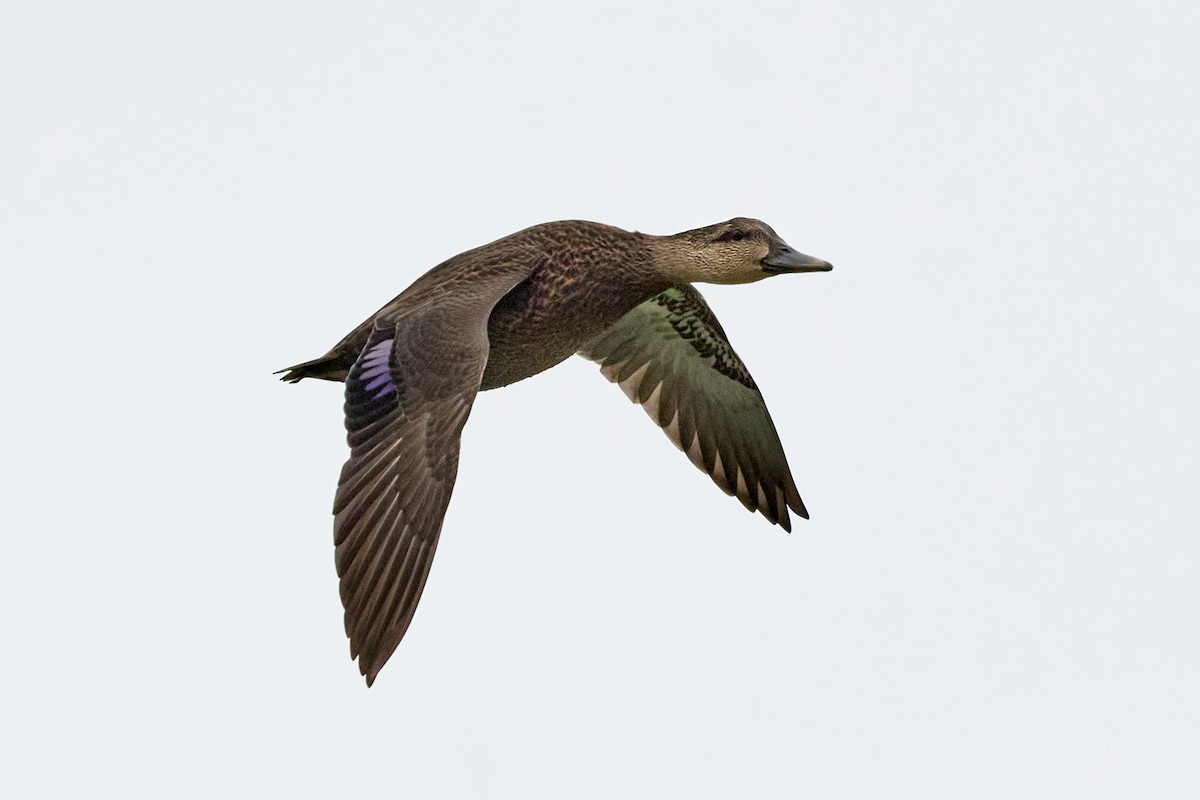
[644,233,718,285]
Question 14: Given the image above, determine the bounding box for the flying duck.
[280,217,831,684]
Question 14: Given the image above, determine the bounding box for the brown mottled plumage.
[279,218,831,685]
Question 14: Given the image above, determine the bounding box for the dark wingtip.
[357,650,378,687]
[787,486,810,521]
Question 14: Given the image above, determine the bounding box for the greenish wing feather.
[579,285,808,531]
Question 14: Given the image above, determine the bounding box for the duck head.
[663,217,833,285]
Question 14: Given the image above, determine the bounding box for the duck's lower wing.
[578,284,808,531]
[334,272,531,686]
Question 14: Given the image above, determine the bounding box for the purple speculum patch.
[357,338,396,399]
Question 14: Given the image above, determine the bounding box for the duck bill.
[762,242,833,274]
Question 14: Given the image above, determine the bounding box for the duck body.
[481,222,673,388]
[280,217,831,685]
[284,221,671,389]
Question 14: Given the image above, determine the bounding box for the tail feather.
[279,313,377,384]
[276,352,354,384]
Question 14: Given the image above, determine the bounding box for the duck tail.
[275,351,354,384]
[278,312,377,384]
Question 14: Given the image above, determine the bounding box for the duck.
[279,217,832,685]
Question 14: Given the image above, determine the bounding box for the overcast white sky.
[3,1,1198,797]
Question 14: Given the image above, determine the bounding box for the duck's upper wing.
[334,269,532,686]
[578,284,808,531]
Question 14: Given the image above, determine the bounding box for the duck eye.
[730,231,747,242]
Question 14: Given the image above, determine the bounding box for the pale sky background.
[3,1,1198,797]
